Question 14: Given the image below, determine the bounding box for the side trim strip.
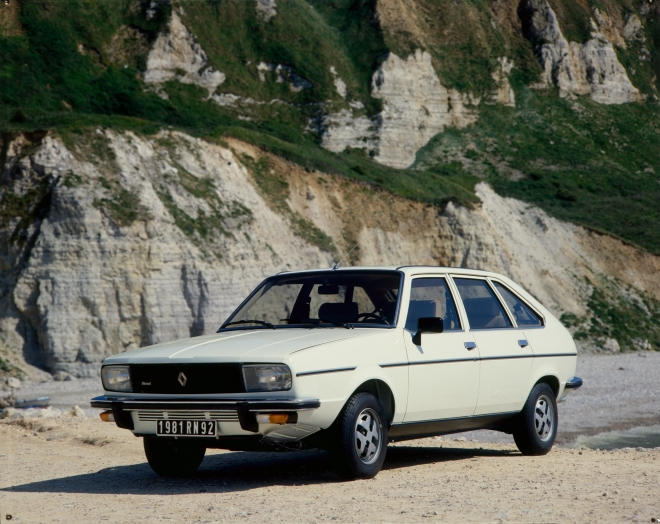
[480,354,531,361]
[380,353,577,368]
[533,353,578,358]
[296,367,356,377]
[408,357,476,366]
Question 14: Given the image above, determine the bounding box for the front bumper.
[90,395,321,433]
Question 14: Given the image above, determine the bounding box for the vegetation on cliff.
[1,0,660,256]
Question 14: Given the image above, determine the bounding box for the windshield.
[221,271,402,330]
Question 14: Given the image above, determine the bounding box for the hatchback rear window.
[453,278,512,330]
[493,282,543,326]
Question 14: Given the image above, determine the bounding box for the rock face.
[2,131,659,376]
[490,57,516,108]
[622,14,645,44]
[519,0,640,104]
[0,132,330,376]
[319,50,479,169]
[329,66,347,98]
[256,0,278,22]
[144,12,225,97]
[318,110,379,157]
[371,50,478,168]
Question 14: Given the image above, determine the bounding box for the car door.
[452,276,533,416]
[403,276,479,422]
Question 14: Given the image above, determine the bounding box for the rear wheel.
[143,436,206,477]
[513,383,557,456]
[330,392,387,479]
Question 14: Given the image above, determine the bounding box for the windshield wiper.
[220,319,275,330]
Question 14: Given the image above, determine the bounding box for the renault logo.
[178,372,187,386]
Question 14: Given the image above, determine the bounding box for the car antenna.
[332,214,393,270]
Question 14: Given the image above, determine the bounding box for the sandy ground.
[0,416,658,523]
[1,352,659,523]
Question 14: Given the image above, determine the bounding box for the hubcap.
[534,395,554,442]
[354,408,383,465]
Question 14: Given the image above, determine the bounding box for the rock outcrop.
[622,14,645,44]
[256,0,278,22]
[2,131,659,375]
[519,0,641,104]
[490,57,516,107]
[330,66,347,98]
[319,50,479,169]
[144,11,225,97]
[257,62,312,92]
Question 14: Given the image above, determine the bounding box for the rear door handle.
[464,341,477,350]
[518,339,529,347]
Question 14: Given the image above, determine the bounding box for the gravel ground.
[5,378,103,417]
[0,416,658,523]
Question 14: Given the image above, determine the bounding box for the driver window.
[405,278,462,332]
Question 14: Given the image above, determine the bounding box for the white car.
[92,266,582,479]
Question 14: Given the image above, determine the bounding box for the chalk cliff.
[319,50,480,169]
[519,0,641,104]
[1,131,658,376]
[144,11,225,98]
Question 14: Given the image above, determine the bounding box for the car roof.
[277,265,502,278]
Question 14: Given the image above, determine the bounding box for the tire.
[329,392,388,480]
[513,383,558,456]
[143,436,206,477]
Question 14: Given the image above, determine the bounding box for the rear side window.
[493,282,542,327]
[405,278,462,332]
[453,278,512,330]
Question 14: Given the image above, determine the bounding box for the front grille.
[135,410,239,422]
[130,364,245,394]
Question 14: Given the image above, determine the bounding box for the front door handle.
[464,341,477,350]
[518,339,529,347]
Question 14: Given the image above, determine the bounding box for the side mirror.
[412,317,443,346]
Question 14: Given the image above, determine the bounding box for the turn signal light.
[99,410,115,422]
[256,413,290,424]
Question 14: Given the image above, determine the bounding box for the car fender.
[285,330,409,429]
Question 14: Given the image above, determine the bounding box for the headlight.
[101,365,132,392]
[242,365,292,392]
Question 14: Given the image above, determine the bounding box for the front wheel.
[143,436,206,477]
[329,392,388,480]
[512,383,558,456]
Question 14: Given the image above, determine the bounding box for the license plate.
[156,420,216,437]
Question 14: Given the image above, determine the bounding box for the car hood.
[103,328,384,364]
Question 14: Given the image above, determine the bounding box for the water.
[567,424,660,450]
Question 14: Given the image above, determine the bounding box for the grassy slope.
[1,0,659,256]
[416,85,660,255]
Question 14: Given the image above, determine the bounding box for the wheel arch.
[351,379,395,425]
[534,375,560,398]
